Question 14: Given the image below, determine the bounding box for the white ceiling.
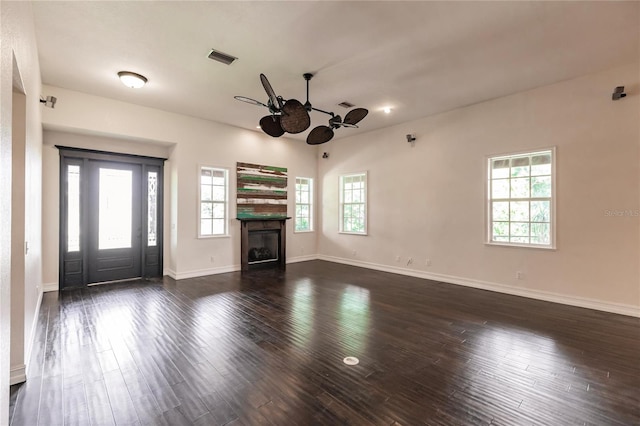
[32,1,639,142]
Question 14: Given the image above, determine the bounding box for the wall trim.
[169,265,241,280]
[25,287,44,370]
[43,282,58,293]
[165,255,320,281]
[287,254,319,264]
[10,364,26,385]
[317,255,640,318]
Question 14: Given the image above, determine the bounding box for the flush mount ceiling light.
[118,71,147,89]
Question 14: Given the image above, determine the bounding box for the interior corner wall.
[0,0,44,421]
[40,86,319,282]
[318,62,640,316]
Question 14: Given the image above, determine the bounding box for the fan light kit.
[118,71,147,89]
[235,73,368,144]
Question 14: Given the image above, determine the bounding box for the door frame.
[57,146,166,288]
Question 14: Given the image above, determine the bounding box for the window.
[199,166,228,237]
[295,177,313,232]
[487,148,555,247]
[147,171,158,246]
[67,164,81,252]
[340,172,367,234]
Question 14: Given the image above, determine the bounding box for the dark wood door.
[59,147,165,288]
[87,161,142,283]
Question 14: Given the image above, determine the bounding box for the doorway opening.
[58,147,165,288]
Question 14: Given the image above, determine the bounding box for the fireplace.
[238,218,289,271]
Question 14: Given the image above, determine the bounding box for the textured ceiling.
[32,1,639,141]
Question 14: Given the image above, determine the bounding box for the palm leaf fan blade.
[306,125,334,145]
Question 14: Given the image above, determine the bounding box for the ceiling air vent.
[207,49,237,66]
[338,101,355,109]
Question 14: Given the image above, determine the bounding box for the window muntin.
[340,172,367,234]
[199,166,228,237]
[488,149,554,247]
[295,177,313,232]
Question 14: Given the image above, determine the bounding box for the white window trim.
[339,171,368,236]
[198,165,230,239]
[485,147,556,250]
[294,177,314,233]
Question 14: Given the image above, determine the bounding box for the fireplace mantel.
[237,217,290,272]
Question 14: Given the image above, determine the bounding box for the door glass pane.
[99,168,132,250]
[67,165,81,252]
[148,171,157,247]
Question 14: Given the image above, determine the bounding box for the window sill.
[339,231,368,236]
[485,241,556,251]
[198,234,231,239]
[294,230,314,234]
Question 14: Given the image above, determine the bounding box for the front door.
[58,147,164,288]
[88,161,142,283]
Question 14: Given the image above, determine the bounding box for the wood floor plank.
[9,261,640,425]
[84,378,116,426]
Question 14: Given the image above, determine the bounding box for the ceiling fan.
[301,73,368,145]
[234,74,310,137]
[234,73,368,144]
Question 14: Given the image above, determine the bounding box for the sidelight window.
[148,171,158,246]
[67,164,81,252]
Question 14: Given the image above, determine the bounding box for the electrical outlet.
[516,271,524,280]
[210,256,215,263]
[425,259,432,266]
[352,250,357,256]
[395,255,401,262]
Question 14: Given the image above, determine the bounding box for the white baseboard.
[43,282,58,292]
[317,255,640,318]
[10,364,26,385]
[287,254,319,264]
[169,264,241,280]
[166,255,320,280]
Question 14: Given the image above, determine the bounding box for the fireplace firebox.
[238,218,289,271]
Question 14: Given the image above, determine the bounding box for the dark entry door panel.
[87,161,142,284]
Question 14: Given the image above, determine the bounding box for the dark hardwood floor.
[9,260,640,425]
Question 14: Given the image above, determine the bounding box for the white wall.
[318,62,640,316]
[0,0,44,422]
[40,86,319,285]
[10,90,26,385]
